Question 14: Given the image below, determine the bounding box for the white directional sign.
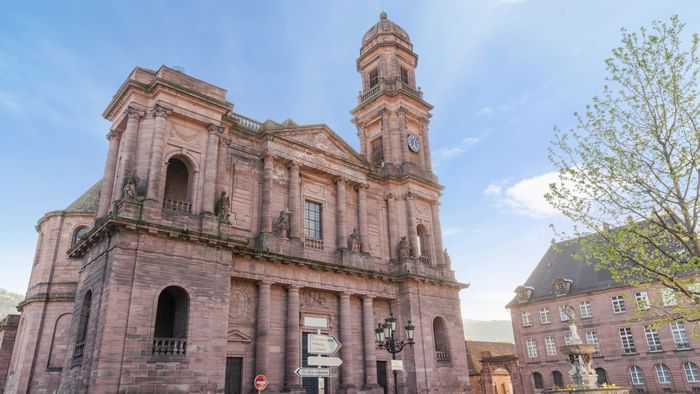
[295,367,331,378]
[308,356,343,367]
[307,334,342,355]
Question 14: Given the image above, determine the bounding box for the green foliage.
[0,288,23,320]
[547,16,700,323]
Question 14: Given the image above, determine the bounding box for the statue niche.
[214,191,230,222]
[347,228,361,252]
[123,170,140,200]
[398,236,411,260]
[275,210,290,238]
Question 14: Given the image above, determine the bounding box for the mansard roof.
[64,180,102,213]
[507,238,620,307]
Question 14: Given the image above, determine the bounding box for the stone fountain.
[549,306,629,394]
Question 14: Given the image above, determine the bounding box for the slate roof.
[508,238,623,306]
[465,341,516,375]
[64,180,102,213]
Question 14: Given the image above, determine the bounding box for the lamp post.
[374,313,415,394]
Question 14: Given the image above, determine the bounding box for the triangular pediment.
[272,126,368,167]
[227,329,253,343]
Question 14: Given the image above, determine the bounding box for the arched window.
[683,362,700,383]
[655,364,672,384]
[416,224,431,263]
[533,372,544,389]
[163,158,192,213]
[153,286,189,355]
[73,290,92,365]
[629,365,645,385]
[595,368,608,385]
[552,371,564,387]
[72,226,88,247]
[433,316,450,364]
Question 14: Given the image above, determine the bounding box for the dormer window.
[552,277,573,296]
[369,68,379,89]
[515,285,534,303]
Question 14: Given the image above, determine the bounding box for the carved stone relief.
[229,281,256,323]
[300,288,336,311]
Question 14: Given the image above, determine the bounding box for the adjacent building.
[465,340,521,394]
[508,239,700,393]
[3,13,471,394]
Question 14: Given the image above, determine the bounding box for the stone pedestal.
[115,199,142,221]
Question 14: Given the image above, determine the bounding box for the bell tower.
[352,12,434,179]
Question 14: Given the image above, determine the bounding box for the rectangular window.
[586,331,598,344]
[612,295,626,313]
[635,291,650,310]
[539,308,550,324]
[559,305,569,321]
[400,67,409,84]
[564,334,573,345]
[521,311,532,327]
[526,339,537,358]
[579,301,593,318]
[370,137,384,165]
[545,336,556,356]
[661,288,677,306]
[304,201,323,246]
[619,327,636,354]
[369,68,379,88]
[670,321,690,350]
[644,325,662,352]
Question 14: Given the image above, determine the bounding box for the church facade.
[4,13,470,394]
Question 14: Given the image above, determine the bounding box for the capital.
[333,176,348,185]
[384,192,396,201]
[403,191,416,200]
[124,106,144,120]
[106,129,121,141]
[151,104,173,119]
[262,151,274,161]
[208,124,224,135]
[288,161,300,171]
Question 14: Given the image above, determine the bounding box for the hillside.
[463,319,514,343]
[0,288,23,320]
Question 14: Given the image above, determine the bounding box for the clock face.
[407,134,421,152]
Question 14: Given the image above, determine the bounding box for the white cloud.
[477,106,495,116]
[435,129,493,163]
[484,172,560,218]
[443,227,463,237]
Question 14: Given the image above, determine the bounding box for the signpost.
[308,356,343,367]
[295,367,331,378]
[254,374,268,393]
[305,331,343,394]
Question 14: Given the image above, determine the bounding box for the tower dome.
[361,12,412,50]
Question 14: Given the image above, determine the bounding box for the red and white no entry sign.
[254,374,268,391]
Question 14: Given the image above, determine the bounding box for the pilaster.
[96,129,122,218]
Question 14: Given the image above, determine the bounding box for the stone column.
[357,185,369,254]
[146,104,172,200]
[256,281,272,376]
[261,152,274,233]
[362,296,379,389]
[386,193,398,260]
[421,122,433,173]
[380,110,391,165]
[336,177,347,249]
[398,108,409,164]
[201,124,223,214]
[286,285,302,391]
[405,192,418,257]
[114,107,142,201]
[339,292,355,391]
[288,163,300,239]
[96,129,122,217]
[431,201,445,266]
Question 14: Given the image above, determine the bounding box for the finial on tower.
[380,11,387,20]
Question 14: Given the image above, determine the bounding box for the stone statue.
[398,236,411,260]
[123,170,140,200]
[276,210,290,238]
[214,191,230,221]
[347,228,361,252]
[443,248,452,266]
[563,305,583,344]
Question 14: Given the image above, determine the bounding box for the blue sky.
[1,1,699,321]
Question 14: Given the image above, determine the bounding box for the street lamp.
[375,313,415,394]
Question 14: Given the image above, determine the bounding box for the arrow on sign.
[308,356,343,367]
[307,334,342,355]
[295,367,331,377]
